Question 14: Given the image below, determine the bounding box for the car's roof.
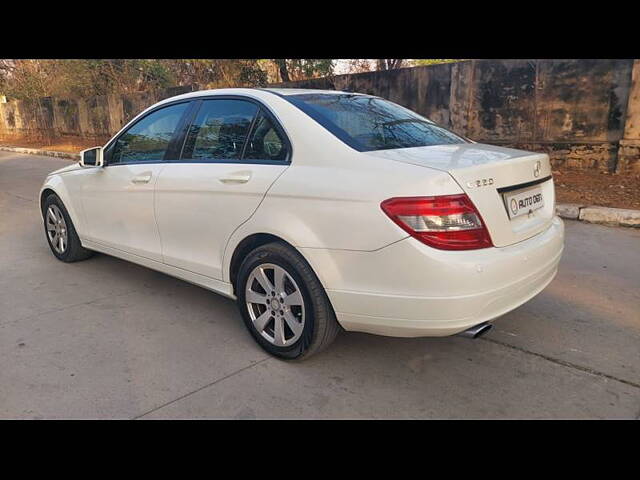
[261,88,360,96]
[134,87,369,129]
[154,87,361,107]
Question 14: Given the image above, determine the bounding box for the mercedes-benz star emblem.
[533,161,541,178]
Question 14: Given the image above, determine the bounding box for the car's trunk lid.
[366,143,556,247]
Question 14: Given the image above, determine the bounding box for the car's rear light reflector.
[380,194,493,250]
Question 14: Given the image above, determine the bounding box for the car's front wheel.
[43,193,94,263]
[236,242,340,360]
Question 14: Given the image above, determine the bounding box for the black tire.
[236,242,340,360]
[42,193,94,263]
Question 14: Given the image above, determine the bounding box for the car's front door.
[155,98,290,279]
[80,101,192,262]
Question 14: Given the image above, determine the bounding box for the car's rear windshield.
[283,93,469,152]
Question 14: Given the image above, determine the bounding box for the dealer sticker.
[504,186,544,220]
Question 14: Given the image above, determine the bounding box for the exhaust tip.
[458,322,493,339]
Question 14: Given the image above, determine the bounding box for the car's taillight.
[380,194,493,250]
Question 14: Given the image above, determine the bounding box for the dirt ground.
[553,168,640,210]
[0,137,109,153]
[1,137,639,210]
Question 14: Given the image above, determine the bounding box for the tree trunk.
[274,59,290,83]
[377,59,404,70]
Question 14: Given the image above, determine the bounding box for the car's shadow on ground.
[82,251,464,349]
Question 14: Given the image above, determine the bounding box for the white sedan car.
[40,88,564,359]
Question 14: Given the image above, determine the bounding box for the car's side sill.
[81,239,236,300]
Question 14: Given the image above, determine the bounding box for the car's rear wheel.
[43,193,94,262]
[236,242,340,360]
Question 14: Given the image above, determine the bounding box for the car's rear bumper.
[300,216,564,337]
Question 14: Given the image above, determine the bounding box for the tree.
[0,59,335,100]
[0,59,50,100]
[376,59,405,70]
[0,59,273,100]
[0,60,177,99]
[273,59,290,82]
[340,59,376,74]
[271,59,335,83]
[156,59,267,89]
[412,59,463,66]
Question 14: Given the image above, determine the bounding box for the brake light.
[380,194,493,250]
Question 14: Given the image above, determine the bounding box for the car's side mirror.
[79,147,104,168]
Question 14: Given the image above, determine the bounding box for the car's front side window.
[110,102,189,164]
[182,99,258,161]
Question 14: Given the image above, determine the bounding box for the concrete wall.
[275,59,639,173]
[1,60,638,172]
[618,60,640,173]
[0,85,197,146]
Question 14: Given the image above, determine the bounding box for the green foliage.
[0,59,336,100]
[413,59,464,66]
[289,59,334,80]
[0,60,49,100]
[138,60,175,89]
[237,61,268,87]
[271,59,335,82]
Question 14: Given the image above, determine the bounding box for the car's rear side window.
[284,93,468,152]
[243,110,289,162]
[181,99,258,161]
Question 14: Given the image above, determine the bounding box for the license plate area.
[503,185,544,220]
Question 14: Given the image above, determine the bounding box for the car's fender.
[222,154,463,286]
[39,173,87,238]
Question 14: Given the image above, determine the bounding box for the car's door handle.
[218,172,252,184]
[131,173,152,184]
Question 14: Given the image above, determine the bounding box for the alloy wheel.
[46,204,68,254]
[245,263,305,347]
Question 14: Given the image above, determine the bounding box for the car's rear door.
[80,101,193,262]
[155,97,290,279]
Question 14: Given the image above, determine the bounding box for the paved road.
[1,151,639,419]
